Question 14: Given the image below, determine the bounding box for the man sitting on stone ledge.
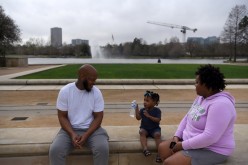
[49,64,109,165]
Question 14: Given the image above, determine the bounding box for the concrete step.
[0,125,247,165]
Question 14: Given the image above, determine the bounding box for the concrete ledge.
[5,56,28,67]
[0,79,247,85]
[0,125,247,165]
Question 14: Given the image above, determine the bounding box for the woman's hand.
[173,136,180,143]
[172,141,183,153]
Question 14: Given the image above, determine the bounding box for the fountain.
[90,42,105,59]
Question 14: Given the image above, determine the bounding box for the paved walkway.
[0,65,248,126]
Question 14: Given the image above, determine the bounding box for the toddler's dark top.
[140,107,161,130]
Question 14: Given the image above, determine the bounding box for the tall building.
[71,39,89,46]
[51,27,62,47]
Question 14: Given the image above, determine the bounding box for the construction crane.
[147,21,197,43]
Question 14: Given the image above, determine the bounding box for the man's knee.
[94,139,109,154]
[91,140,109,165]
[49,142,69,158]
[49,143,59,157]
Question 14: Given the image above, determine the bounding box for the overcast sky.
[1,0,247,46]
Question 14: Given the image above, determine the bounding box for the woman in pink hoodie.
[158,64,236,165]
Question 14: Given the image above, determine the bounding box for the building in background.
[204,36,220,45]
[71,39,89,46]
[187,36,220,46]
[51,27,62,47]
[187,37,205,45]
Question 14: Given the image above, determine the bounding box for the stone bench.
[0,125,247,165]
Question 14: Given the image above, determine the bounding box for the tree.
[168,36,185,58]
[73,44,91,57]
[239,15,248,44]
[0,6,21,66]
[221,5,247,62]
[185,39,196,57]
[131,38,143,56]
[169,36,180,43]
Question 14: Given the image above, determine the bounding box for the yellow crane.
[147,21,197,43]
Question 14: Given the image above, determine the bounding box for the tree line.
[5,34,248,60]
[0,4,248,67]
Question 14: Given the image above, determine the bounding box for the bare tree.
[185,39,196,57]
[239,15,248,44]
[221,5,247,62]
[170,36,180,43]
[0,6,21,66]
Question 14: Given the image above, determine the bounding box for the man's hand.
[76,134,88,147]
[72,134,82,148]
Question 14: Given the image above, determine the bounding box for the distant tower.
[51,27,62,47]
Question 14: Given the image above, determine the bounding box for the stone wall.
[6,56,28,67]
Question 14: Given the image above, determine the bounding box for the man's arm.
[77,111,103,146]
[57,110,81,148]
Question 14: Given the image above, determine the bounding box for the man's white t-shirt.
[56,82,104,129]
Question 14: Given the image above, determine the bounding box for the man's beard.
[82,79,91,92]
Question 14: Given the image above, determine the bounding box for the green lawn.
[15,64,248,79]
